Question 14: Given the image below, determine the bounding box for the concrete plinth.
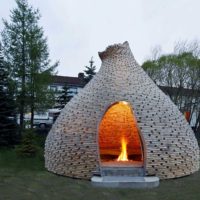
[91,176,159,188]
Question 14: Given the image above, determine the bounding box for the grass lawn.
[0,149,200,200]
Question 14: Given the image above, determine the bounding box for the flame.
[117,137,128,161]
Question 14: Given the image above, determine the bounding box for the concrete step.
[91,176,159,188]
[101,167,145,176]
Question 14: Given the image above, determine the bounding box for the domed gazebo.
[45,42,199,183]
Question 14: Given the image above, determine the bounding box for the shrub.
[15,129,38,157]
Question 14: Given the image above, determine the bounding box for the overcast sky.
[0,0,200,76]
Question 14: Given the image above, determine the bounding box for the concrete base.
[91,176,159,188]
[101,166,145,176]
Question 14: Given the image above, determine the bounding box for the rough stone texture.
[45,41,199,180]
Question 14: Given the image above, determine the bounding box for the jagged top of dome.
[98,41,132,60]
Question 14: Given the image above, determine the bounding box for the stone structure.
[45,41,199,180]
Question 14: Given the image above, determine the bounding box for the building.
[47,73,86,120]
[49,73,86,98]
[49,73,86,109]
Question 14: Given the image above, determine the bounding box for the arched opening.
[99,101,144,167]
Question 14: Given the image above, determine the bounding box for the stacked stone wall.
[45,42,199,180]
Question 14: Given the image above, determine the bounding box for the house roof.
[52,75,85,87]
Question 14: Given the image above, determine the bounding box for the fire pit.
[45,42,199,187]
[99,101,144,168]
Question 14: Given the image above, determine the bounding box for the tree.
[142,60,161,84]
[142,40,200,132]
[0,42,18,147]
[58,84,72,108]
[1,0,58,129]
[16,129,38,157]
[84,57,96,83]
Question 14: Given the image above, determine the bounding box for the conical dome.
[45,41,199,180]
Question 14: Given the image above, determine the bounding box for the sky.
[0,0,200,76]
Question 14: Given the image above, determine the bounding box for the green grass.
[0,149,200,200]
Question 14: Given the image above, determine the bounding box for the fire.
[117,137,128,161]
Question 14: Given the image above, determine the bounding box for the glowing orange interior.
[99,101,143,165]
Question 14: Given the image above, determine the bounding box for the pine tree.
[58,84,72,108]
[0,43,18,147]
[84,57,96,83]
[1,0,58,129]
[16,129,38,157]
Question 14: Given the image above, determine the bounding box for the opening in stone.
[99,101,144,167]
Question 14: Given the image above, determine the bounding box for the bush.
[15,129,38,157]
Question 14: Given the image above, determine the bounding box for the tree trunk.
[30,81,34,129]
[195,112,200,133]
[30,103,34,129]
[19,91,25,130]
[19,13,26,131]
